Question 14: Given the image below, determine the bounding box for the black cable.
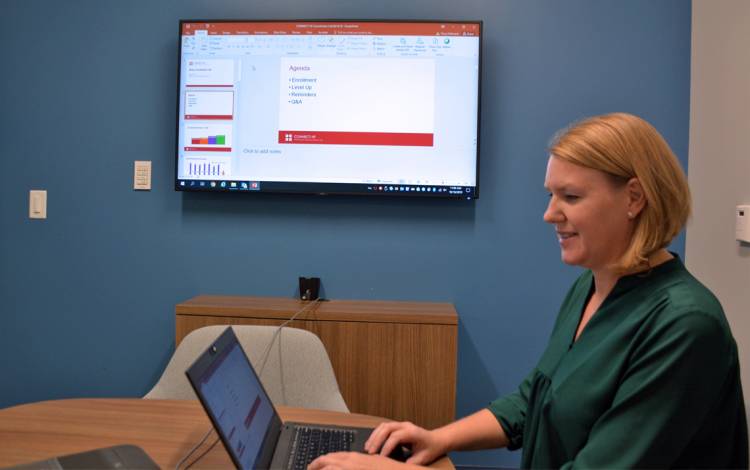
[183,434,221,470]
[174,427,215,470]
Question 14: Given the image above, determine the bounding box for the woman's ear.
[626,177,646,218]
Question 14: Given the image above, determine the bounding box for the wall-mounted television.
[175,20,482,199]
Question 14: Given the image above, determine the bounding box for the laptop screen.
[193,336,276,469]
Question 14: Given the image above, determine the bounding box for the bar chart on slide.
[191,135,226,145]
[184,158,228,177]
[184,124,232,152]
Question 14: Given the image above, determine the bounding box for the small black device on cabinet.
[299,277,320,301]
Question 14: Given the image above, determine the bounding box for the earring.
[627,211,634,219]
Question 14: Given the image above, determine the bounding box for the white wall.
[688,0,750,410]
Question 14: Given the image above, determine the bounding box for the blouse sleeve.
[487,368,536,450]
[561,312,735,469]
[487,272,590,452]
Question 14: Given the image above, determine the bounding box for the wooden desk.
[0,399,453,469]
[176,296,458,429]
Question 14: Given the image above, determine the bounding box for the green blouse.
[489,256,748,468]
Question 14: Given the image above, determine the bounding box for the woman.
[310,113,748,469]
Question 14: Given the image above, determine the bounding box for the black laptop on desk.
[185,327,376,470]
[6,445,158,470]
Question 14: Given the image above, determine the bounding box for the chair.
[144,325,349,412]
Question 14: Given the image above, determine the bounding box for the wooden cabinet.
[175,296,458,429]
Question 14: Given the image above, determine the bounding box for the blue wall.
[0,0,690,467]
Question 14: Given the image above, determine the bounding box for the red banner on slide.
[277,130,433,147]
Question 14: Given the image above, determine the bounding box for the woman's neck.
[591,249,673,299]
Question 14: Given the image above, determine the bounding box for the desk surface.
[0,398,453,469]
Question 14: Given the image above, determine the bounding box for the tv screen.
[175,20,482,199]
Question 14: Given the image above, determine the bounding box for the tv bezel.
[174,19,483,200]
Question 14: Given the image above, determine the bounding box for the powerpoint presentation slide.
[277,57,435,146]
[185,59,234,87]
[183,123,233,151]
[184,90,235,120]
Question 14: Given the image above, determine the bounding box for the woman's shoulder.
[654,264,726,325]
[664,266,722,313]
[637,265,736,352]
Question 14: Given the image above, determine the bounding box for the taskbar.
[176,179,477,199]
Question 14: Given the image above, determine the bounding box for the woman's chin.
[560,250,584,267]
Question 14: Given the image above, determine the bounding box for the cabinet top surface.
[176,295,458,325]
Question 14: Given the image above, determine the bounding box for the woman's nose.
[543,197,562,224]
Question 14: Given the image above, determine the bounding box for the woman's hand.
[364,421,448,466]
[308,410,508,470]
[308,451,415,470]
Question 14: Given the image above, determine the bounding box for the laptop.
[185,327,380,470]
[8,445,159,470]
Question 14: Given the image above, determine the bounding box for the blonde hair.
[549,113,691,272]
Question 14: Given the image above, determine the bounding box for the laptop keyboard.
[289,426,355,469]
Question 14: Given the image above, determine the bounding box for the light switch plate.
[134,161,152,190]
[737,205,750,243]
[29,190,47,219]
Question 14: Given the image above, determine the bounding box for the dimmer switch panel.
[134,161,152,190]
[29,190,47,219]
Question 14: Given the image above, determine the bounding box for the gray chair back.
[144,325,349,412]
